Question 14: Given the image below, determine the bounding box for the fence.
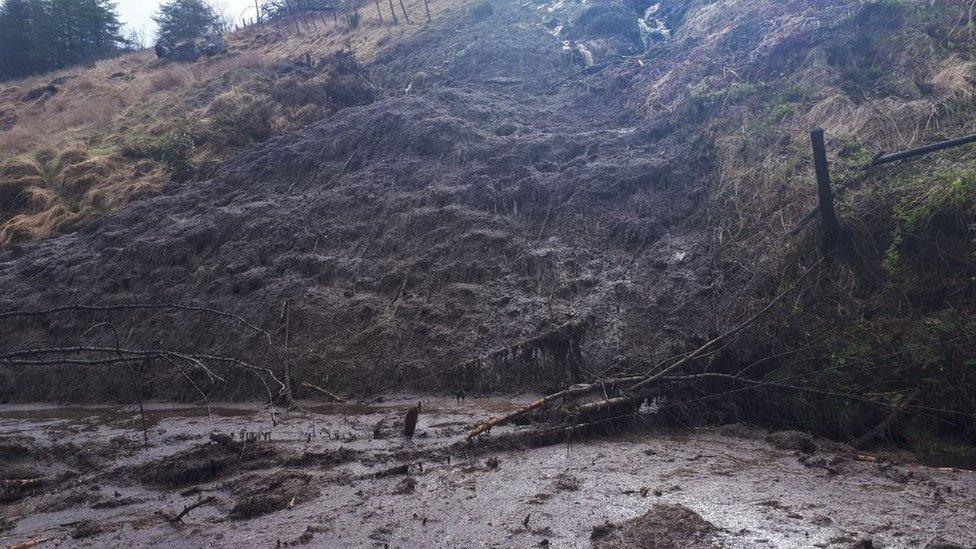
[807,128,976,247]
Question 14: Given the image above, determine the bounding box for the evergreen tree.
[0,0,38,79]
[0,0,126,81]
[153,0,227,44]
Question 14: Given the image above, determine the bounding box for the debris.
[375,463,412,478]
[373,418,388,439]
[404,402,421,437]
[210,432,244,451]
[553,472,581,491]
[300,381,345,402]
[765,431,816,454]
[6,538,50,549]
[158,496,216,523]
[392,477,416,495]
[486,456,500,469]
[590,504,718,549]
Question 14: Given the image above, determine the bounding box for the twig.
[6,538,51,549]
[626,257,824,395]
[159,496,216,523]
[466,258,823,441]
[300,381,345,402]
[0,303,272,344]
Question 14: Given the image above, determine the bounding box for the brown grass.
[0,0,479,246]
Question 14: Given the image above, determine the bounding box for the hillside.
[0,0,473,244]
[1,0,974,455]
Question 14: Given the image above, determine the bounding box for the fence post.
[810,128,842,246]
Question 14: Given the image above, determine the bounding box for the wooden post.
[255,0,261,24]
[398,0,412,23]
[374,0,384,22]
[423,0,430,22]
[810,128,842,246]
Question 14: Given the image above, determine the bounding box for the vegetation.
[0,0,129,81]
[153,0,228,44]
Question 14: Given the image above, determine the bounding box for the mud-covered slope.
[0,0,723,400]
[1,0,974,410]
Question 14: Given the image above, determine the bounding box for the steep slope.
[0,0,477,245]
[0,0,974,452]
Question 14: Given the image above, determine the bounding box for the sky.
[115,0,259,43]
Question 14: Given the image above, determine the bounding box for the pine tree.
[0,0,126,81]
[0,0,36,79]
[153,0,227,44]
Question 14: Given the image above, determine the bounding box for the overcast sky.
[116,0,259,42]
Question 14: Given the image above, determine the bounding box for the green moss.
[121,119,200,182]
[883,168,976,281]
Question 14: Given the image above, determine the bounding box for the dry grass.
[0,0,479,246]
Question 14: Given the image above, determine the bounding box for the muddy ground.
[1,397,973,548]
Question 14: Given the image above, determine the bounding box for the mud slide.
[0,0,722,401]
[1,399,974,548]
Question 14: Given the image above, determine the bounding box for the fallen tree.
[463,256,970,444]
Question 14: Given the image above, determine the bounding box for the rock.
[200,35,226,57]
[171,41,202,62]
[154,41,172,59]
[765,430,816,453]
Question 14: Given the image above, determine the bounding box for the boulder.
[154,41,172,59]
[171,41,202,62]
[200,35,226,57]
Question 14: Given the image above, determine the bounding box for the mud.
[2,397,974,548]
[0,0,723,402]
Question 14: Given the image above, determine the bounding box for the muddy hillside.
[1,0,975,422]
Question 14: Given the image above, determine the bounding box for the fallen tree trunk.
[466,259,824,442]
[466,377,641,440]
[300,381,345,402]
[854,388,921,449]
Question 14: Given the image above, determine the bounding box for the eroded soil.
[1,397,973,548]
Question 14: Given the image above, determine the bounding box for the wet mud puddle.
[1,396,974,548]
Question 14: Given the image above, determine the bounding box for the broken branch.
[300,381,345,402]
